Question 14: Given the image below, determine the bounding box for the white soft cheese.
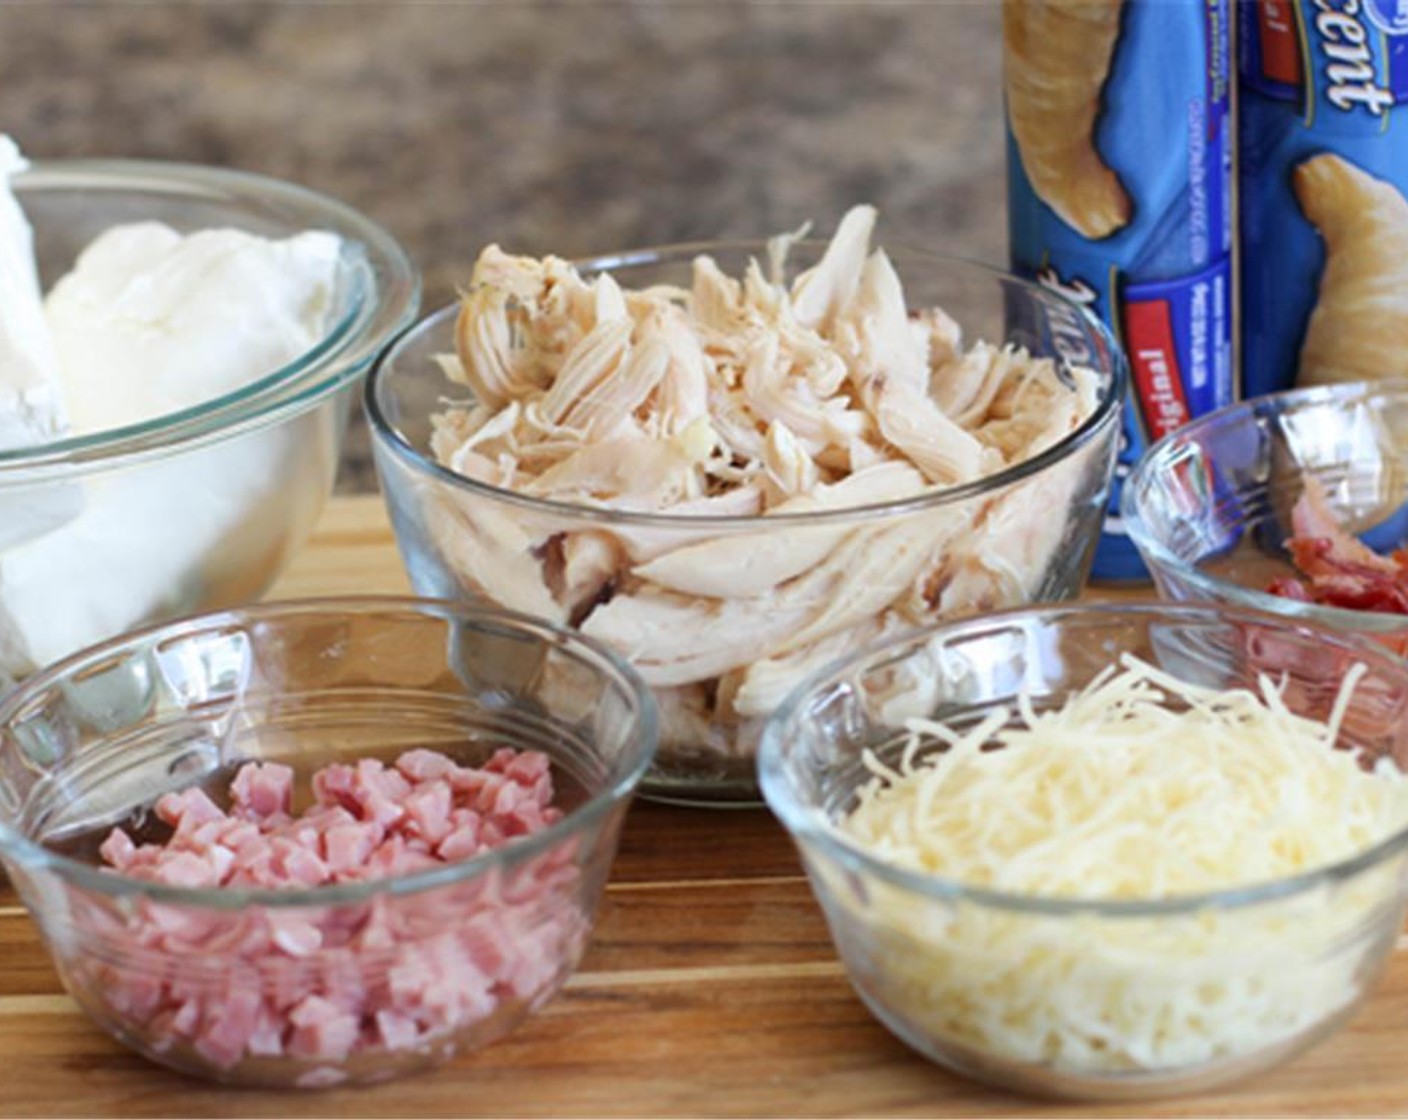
[46,222,340,434]
[0,213,343,682]
[0,135,66,449]
[0,135,84,554]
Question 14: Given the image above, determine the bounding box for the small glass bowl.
[366,244,1125,804]
[1122,380,1408,651]
[0,160,420,685]
[759,602,1408,1099]
[0,597,657,1088]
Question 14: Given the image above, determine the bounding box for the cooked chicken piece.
[840,250,997,485]
[654,682,748,759]
[740,333,868,454]
[917,306,964,370]
[634,461,926,599]
[539,529,628,622]
[588,495,960,686]
[761,421,820,505]
[428,205,1105,766]
[424,487,564,623]
[538,318,634,429]
[691,255,746,335]
[607,486,766,564]
[973,361,1098,461]
[521,420,713,507]
[933,341,1016,426]
[731,610,910,718]
[790,204,877,331]
[648,305,711,434]
[580,587,815,688]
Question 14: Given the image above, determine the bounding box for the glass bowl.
[1122,381,1408,651]
[0,160,420,686]
[366,245,1125,804]
[0,597,657,1088]
[758,602,1408,1099]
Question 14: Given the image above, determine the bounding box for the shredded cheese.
[833,655,1408,1074]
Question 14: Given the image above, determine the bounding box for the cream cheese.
[46,222,341,434]
[0,135,66,450]
[0,135,83,554]
[0,137,344,682]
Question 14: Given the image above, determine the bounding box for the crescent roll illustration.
[1295,154,1408,388]
[1003,0,1131,240]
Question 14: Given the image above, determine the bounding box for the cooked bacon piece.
[1270,479,1408,615]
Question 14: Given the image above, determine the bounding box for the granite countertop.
[1,0,1006,492]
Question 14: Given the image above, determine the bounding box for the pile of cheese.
[837,656,1408,1074]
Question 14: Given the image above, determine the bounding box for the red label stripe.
[1124,298,1192,443]
[1257,0,1302,86]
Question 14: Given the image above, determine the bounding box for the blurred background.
[0,1,1005,490]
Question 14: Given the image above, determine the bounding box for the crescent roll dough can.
[1004,0,1236,580]
[1240,0,1408,398]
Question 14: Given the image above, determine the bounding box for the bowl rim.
[1121,378,1408,635]
[0,594,659,909]
[0,159,421,479]
[363,242,1128,528]
[757,600,1408,917]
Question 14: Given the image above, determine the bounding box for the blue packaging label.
[1005,0,1235,580]
[1240,0,1408,400]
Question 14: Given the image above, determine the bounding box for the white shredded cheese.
[833,655,1408,1074]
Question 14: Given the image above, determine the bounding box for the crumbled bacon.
[1268,479,1408,616]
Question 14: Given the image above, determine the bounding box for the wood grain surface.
[2,498,1403,1118]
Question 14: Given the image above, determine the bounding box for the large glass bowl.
[366,245,1126,804]
[758,602,1408,1099]
[1122,381,1408,652]
[0,597,657,1088]
[0,160,420,687]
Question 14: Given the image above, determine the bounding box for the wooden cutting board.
[3,496,1406,1118]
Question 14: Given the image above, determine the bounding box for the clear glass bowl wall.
[0,162,419,688]
[368,245,1126,804]
[1123,380,1408,650]
[758,603,1408,1099]
[0,599,656,1088]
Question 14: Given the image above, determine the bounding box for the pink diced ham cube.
[99,828,136,871]
[156,787,224,830]
[394,749,458,783]
[87,748,575,1078]
[230,761,295,820]
[287,996,360,1063]
[402,782,453,845]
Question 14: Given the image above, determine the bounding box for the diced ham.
[375,1009,421,1051]
[156,787,224,830]
[270,838,329,888]
[230,762,295,820]
[194,987,262,1069]
[287,996,360,1063]
[99,828,136,871]
[394,749,458,783]
[153,850,220,889]
[84,748,580,1081]
[501,750,551,786]
[402,782,454,845]
[269,913,325,958]
[436,820,482,863]
[322,821,379,876]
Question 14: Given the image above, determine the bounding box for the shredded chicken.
[427,206,1104,765]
